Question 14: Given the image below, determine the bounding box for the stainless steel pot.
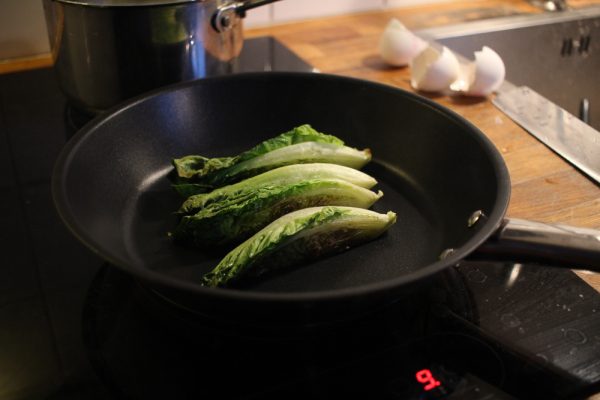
[43,0,279,114]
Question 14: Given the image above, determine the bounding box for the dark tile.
[45,286,97,380]
[0,187,40,306]
[45,379,112,400]
[0,296,62,399]
[0,68,69,185]
[0,114,16,190]
[21,183,104,292]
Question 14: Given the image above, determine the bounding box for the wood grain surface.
[0,54,53,75]
[2,0,599,291]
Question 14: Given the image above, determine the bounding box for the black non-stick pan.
[53,72,600,324]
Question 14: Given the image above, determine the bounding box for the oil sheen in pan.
[122,160,445,292]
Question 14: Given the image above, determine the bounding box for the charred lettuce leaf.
[171,125,371,193]
[201,206,397,288]
[173,180,383,246]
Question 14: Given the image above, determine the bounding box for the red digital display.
[415,369,441,391]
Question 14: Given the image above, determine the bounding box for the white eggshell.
[410,45,460,92]
[379,18,428,67]
[465,46,506,96]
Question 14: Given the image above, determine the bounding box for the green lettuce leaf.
[173,180,383,246]
[171,125,370,193]
[235,123,344,163]
[172,155,235,180]
[201,206,397,287]
[172,183,216,198]
[177,163,378,215]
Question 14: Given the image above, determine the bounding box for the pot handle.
[473,218,600,271]
[213,0,282,32]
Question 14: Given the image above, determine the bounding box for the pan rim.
[52,71,511,304]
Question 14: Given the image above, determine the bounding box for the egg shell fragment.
[410,45,460,92]
[379,18,428,67]
[465,46,506,96]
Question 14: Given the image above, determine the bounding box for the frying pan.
[53,72,600,325]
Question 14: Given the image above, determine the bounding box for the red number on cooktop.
[415,369,441,391]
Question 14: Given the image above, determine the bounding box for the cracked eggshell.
[464,46,506,96]
[379,19,428,67]
[410,45,460,92]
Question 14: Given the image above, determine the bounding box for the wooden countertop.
[246,0,600,290]
[2,0,599,291]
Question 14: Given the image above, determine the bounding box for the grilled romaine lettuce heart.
[173,179,383,246]
[177,163,378,216]
[201,206,397,288]
[172,124,371,194]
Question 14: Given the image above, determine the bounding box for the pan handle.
[473,218,600,271]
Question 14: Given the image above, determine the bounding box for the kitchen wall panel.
[0,0,50,59]
[387,0,456,6]
[272,0,385,23]
[245,4,273,27]
[243,0,453,27]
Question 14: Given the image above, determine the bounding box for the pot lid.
[52,0,207,6]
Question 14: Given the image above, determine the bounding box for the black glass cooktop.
[1,37,599,400]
